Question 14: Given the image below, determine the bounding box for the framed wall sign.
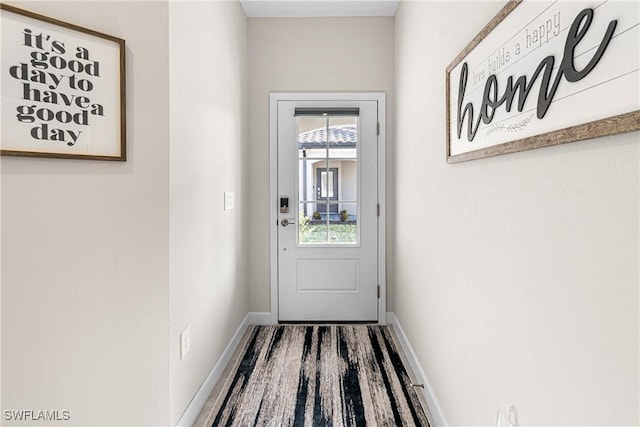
[446,0,639,163]
[1,4,126,161]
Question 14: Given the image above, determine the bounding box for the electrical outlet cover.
[224,192,234,210]
[497,406,517,427]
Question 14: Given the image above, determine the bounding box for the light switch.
[180,326,191,360]
[224,192,234,210]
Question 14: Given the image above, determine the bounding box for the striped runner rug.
[205,325,430,427]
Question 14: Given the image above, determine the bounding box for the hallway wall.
[394,1,639,425]
[169,2,248,424]
[247,17,396,313]
[1,2,171,425]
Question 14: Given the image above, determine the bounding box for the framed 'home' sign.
[1,4,126,161]
[446,0,639,163]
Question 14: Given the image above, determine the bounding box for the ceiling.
[240,0,400,18]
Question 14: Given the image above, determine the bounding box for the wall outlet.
[497,406,517,427]
[180,326,191,360]
[224,191,234,211]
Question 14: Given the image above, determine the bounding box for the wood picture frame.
[1,3,126,161]
[446,0,639,163]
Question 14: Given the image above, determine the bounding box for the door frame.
[269,92,387,324]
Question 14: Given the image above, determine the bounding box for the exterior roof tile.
[298,125,357,146]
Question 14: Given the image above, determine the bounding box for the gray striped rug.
[205,325,430,426]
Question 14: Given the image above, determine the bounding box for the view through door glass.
[297,115,358,244]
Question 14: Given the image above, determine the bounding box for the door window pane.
[298,203,327,244]
[298,116,327,160]
[298,159,320,202]
[328,116,357,151]
[296,114,358,245]
[330,203,357,244]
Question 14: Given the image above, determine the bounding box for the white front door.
[276,97,380,322]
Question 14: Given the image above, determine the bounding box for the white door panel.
[277,99,379,321]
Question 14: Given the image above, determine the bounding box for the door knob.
[281,218,295,227]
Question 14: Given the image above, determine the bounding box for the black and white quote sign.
[446,1,639,162]
[1,5,125,160]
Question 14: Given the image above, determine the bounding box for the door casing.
[269,92,386,324]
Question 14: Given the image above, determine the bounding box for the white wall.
[394,2,639,425]
[169,2,248,424]
[247,17,395,311]
[1,1,171,425]
[2,2,250,425]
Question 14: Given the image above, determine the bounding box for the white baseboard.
[386,312,448,427]
[247,311,275,325]
[175,313,251,427]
